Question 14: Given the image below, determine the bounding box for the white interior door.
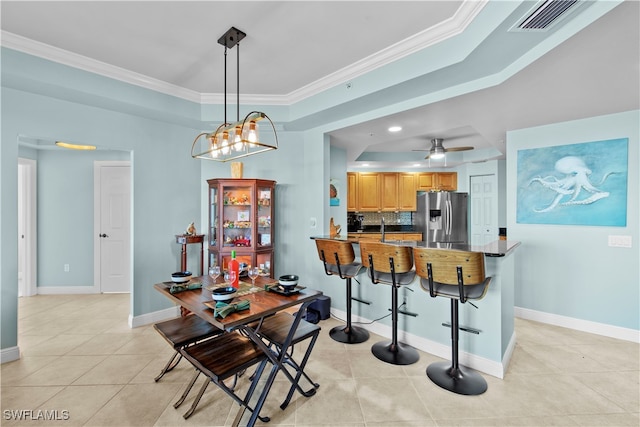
[95,162,131,293]
[470,174,498,246]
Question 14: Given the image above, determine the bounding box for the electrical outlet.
[64,264,70,272]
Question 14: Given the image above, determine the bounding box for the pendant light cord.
[223,46,228,125]
[236,40,240,122]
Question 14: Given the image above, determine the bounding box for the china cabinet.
[207,178,276,276]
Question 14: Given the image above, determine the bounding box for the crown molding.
[0,0,486,107]
[283,0,487,105]
[1,30,202,103]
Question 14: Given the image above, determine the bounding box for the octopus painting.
[527,156,615,213]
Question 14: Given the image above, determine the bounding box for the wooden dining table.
[154,274,323,426]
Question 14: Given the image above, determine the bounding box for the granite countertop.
[310,235,520,257]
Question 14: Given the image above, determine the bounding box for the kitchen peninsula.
[310,236,520,378]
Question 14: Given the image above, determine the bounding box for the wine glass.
[248,266,259,290]
[224,270,237,289]
[208,265,221,285]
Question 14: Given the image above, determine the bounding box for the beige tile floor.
[1,293,638,426]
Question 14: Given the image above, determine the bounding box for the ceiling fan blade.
[444,146,474,152]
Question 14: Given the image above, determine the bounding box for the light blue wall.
[36,149,130,287]
[507,110,639,330]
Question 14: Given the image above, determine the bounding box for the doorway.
[94,161,132,293]
[17,158,37,297]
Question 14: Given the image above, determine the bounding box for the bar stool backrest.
[315,239,356,266]
[413,247,491,302]
[359,241,413,275]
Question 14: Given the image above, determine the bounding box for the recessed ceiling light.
[388,126,402,133]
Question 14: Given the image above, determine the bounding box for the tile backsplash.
[360,211,413,226]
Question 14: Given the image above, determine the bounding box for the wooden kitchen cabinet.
[347,172,358,211]
[436,172,457,190]
[380,173,399,211]
[416,172,457,191]
[398,173,417,210]
[357,172,381,211]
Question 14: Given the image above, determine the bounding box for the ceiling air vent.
[516,0,579,30]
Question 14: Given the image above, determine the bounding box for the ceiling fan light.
[430,145,445,159]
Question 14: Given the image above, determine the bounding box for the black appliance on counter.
[347,213,364,232]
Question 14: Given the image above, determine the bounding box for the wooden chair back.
[413,247,486,285]
[359,241,413,274]
[315,239,355,266]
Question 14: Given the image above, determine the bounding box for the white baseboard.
[332,308,507,379]
[1,346,20,364]
[37,285,99,295]
[514,307,640,343]
[130,306,180,328]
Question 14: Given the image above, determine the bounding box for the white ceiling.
[2,1,638,168]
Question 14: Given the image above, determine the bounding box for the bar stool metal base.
[330,325,370,344]
[426,361,487,395]
[371,340,420,365]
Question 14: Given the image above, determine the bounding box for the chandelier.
[191,27,278,162]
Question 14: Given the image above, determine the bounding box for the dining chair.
[359,240,420,365]
[152,314,223,381]
[175,331,271,421]
[250,312,321,409]
[413,247,492,395]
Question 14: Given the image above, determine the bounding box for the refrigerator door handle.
[446,199,451,235]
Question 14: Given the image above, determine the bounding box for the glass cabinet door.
[209,185,218,247]
[257,185,273,248]
[222,183,254,248]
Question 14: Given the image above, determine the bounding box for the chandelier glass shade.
[191,27,278,162]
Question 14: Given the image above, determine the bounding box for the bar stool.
[314,239,370,344]
[251,312,321,409]
[413,247,492,395]
[152,314,223,381]
[359,241,419,365]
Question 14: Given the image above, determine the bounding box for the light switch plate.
[608,235,632,248]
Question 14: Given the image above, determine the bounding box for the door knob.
[99,233,109,238]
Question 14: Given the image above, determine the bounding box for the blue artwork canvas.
[517,138,628,226]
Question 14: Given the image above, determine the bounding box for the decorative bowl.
[278,274,299,289]
[211,286,237,301]
[171,271,192,283]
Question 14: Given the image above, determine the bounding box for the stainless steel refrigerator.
[415,192,469,244]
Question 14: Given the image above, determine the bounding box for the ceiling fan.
[414,138,474,159]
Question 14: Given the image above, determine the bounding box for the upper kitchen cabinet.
[348,172,418,212]
[416,172,457,191]
[398,173,417,210]
[347,172,358,211]
[380,173,399,211]
[357,172,381,211]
